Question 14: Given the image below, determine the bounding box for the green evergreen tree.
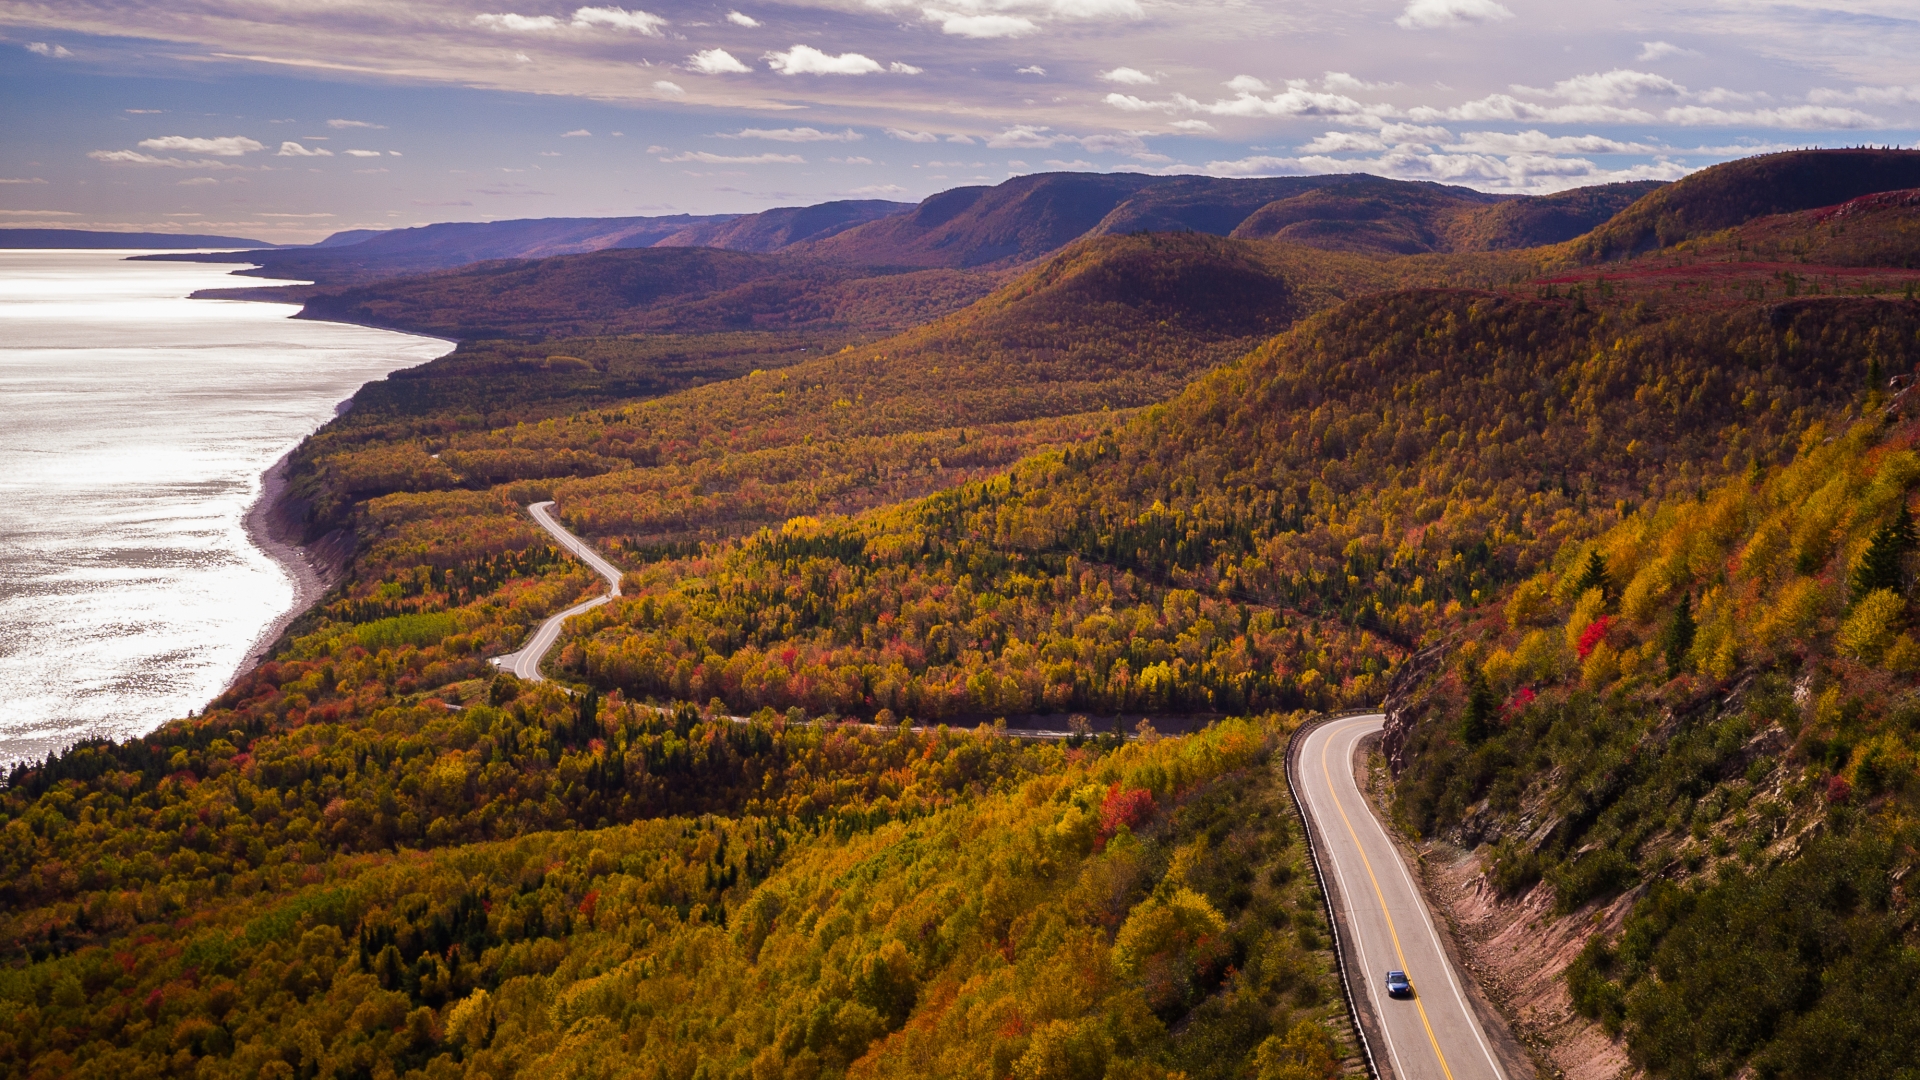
[1573,549,1610,600]
[1459,666,1498,746]
[1660,594,1696,675]
[1852,506,1917,597]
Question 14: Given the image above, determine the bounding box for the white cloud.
[1809,85,1920,105]
[0,209,78,215]
[1395,0,1513,30]
[655,80,685,94]
[1661,104,1879,128]
[726,127,863,141]
[478,6,666,33]
[1447,130,1657,154]
[138,135,264,156]
[178,177,220,185]
[890,61,924,74]
[572,5,666,32]
[476,12,565,31]
[389,151,403,156]
[986,125,1062,148]
[1323,72,1399,93]
[26,42,73,58]
[561,128,592,136]
[276,141,333,156]
[727,10,761,26]
[660,150,805,163]
[764,45,884,75]
[88,150,245,168]
[1044,158,1096,168]
[688,48,751,73]
[867,0,1140,38]
[343,149,385,157]
[1409,94,1653,124]
[1225,75,1269,93]
[1300,131,1389,153]
[946,134,976,144]
[1169,119,1216,133]
[886,128,939,142]
[1520,68,1684,104]
[849,183,907,196]
[0,177,48,184]
[1177,87,1380,119]
[833,156,875,164]
[1100,67,1156,85]
[930,11,1036,37]
[1696,87,1758,104]
[327,119,385,129]
[1638,41,1698,61]
[1105,93,1178,113]
[1017,65,1047,75]
[1201,148,1690,193]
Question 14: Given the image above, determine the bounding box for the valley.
[7,148,1920,1080]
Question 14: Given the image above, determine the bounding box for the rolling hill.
[1572,147,1920,260]
[16,148,1920,1080]
[0,228,274,248]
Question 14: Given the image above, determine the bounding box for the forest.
[8,149,1920,1080]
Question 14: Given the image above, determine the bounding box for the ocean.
[0,250,447,764]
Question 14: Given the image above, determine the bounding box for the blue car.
[1385,970,1412,998]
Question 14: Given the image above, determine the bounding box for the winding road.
[490,501,623,682]
[1292,714,1513,1080]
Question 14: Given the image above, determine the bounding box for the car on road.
[1385,970,1412,998]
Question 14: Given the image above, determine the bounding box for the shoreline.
[229,436,354,692]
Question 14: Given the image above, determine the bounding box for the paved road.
[490,501,623,683]
[1293,714,1509,1080]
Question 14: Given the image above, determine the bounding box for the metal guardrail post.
[1285,709,1385,1080]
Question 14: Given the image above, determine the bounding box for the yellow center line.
[1322,727,1457,1080]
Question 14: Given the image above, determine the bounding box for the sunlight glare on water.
[0,250,448,763]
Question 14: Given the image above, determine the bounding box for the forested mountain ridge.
[1571,147,1920,261]
[9,150,1920,1080]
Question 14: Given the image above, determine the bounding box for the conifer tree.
[1459,666,1498,746]
[1853,506,1917,597]
[1660,594,1696,675]
[1573,549,1610,600]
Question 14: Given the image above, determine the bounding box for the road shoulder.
[1354,733,1560,1080]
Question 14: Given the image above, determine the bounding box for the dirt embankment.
[1412,844,1641,1080]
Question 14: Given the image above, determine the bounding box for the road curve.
[1292,714,1508,1080]
[490,501,623,683]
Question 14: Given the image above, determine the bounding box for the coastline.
[230,443,352,690]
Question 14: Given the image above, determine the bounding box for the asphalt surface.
[1294,713,1509,1080]
[490,501,623,683]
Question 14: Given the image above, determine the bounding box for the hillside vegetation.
[11,150,1920,1080]
[1572,148,1920,260]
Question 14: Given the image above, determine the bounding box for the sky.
[3,0,1919,243]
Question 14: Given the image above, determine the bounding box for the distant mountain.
[292,247,1001,340]
[802,171,1665,267]
[136,214,739,285]
[1574,148,1920,260]
[794,172,1167,267]
[651,200,912,253]
[1448,181,1666,250]
[309,229,386,248]
[0,228,273,249]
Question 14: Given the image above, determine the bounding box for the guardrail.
[1285,709,1385,1080]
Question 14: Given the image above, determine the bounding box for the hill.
[15,147,1920,1080]
[291,247,1001,340]
[1573,148,1920,260]
[651,199,911,252]
[136,213,739,285]
[0,228,273,248]
[801,171,1654,268]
